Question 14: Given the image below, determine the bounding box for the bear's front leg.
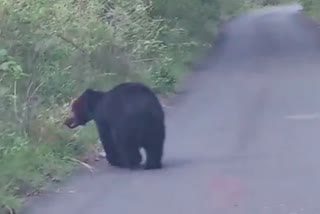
[113,130,142,170]
[96,123,122,167]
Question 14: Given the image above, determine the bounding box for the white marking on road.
[285,113,320,120]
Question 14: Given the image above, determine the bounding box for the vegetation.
[300,0,320,20]
[0,0,288,211]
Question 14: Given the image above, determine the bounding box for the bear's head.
[64,89,99,129]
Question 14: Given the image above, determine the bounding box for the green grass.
[300,0,320,20]
[0,118,99,211]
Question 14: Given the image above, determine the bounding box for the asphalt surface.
[21,4,320,214]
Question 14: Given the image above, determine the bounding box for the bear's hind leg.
[143,121,165,170]
[144,143,163,170]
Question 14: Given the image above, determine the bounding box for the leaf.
[12,65,23,74]
[0,61,15,72]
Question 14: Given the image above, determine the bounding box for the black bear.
[64,82,165,170]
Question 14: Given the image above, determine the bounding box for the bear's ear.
[80,88,103,113]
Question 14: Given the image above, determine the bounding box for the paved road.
[22,4,320,214]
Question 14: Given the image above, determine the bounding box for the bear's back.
[94,82,164,123]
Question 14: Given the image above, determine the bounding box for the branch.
[55,33,86,53]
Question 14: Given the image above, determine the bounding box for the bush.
[300,0,320,20]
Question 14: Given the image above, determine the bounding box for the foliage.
[0,0,266,211]
[300,0,320,20]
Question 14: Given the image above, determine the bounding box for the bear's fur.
[64,82,165,170]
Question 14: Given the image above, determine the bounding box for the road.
[21,4,320,214]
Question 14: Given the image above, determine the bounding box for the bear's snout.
[64,116,78,129]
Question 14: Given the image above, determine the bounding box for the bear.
[64,82,165,170]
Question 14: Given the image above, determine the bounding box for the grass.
[300,0,320,21]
